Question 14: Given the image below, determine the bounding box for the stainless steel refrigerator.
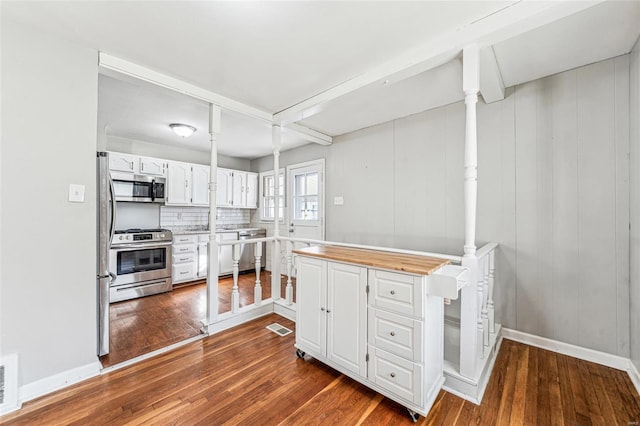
[96,151,115,356]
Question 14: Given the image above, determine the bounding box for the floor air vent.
[0,354,19,415]
[266,323,292,337]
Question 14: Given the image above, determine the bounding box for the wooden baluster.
[482,255,490,349]
[232,244,240,313]
[254,240,262,306]
[488,250,495,334]
[286,240,294,306]
[477,258,485,359]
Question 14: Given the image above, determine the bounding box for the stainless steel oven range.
[109,228,173,303]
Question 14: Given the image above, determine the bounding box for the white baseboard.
[273,300,296,322]
[628,359,640,396]
[18,360,101,404]
[202,303,274,334]
[502,328,630,371]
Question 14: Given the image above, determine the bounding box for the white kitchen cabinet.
[139,156,166,177]
[108,152,138,173]
[232,171,246,207]
[216,168,258,209]
[294,246,452,421]
[172,235,197,284]
[166,161,192,205]
[217,169,233,207]
[192,165,210,206]
[245,172,258,208]
[196,234,211,279]
[296,256,367,377]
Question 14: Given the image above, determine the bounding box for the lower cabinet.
[296,257,367,377]
[171,232,239,284]
[295,254,445,419]
[172,235,197,283]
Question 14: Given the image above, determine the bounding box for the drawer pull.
[390,290,396,295]
[180,271,188,275]
[180,257,188,261]
[390,331,395,337]
[390,372,396,378]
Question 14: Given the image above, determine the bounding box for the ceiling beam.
[479,47,505,104]
[273,0,604,126]
[285,123,333,146]
[99,53,273,123]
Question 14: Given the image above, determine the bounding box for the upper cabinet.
[108,152,137,173]
[191,165,210,206]
[216,169,233,207]
[139,156,166,177]
[109,151,256,209]
[217,168,257,209]
[108,152,167,177]
[166,161,192,205]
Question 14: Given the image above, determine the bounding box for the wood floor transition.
[3,314,640,425]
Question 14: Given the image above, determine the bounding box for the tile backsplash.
[160,206,250,229]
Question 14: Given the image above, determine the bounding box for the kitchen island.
[293,245,466,422]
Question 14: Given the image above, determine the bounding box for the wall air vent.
[0,354,20,415]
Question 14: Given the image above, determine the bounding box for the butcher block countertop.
[293,245,450,275]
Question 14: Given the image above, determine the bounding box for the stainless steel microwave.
[111,172,165,203]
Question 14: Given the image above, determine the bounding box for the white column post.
[271,125,282,300]
[285,240,294,305]
[460,44,480,379]
[205,104,221,330]
[254,241,262,306]
[232,244,240,313]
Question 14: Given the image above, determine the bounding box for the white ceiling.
[4,1,640,159]
[97,73,310,158]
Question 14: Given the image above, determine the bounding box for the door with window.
[287,159,325,243]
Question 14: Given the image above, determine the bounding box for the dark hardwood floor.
[100,272,295,367]
[5,314,640,425]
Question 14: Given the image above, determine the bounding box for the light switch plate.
[334,196,344,205]
[68,184,85,203]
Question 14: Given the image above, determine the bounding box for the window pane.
[295,174,306,196]
[294,196,304,220]
[305,196,318,220]
[306,172,318,195]
[264,176,274,197]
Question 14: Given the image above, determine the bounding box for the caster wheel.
[295,349,306,358]
[407,409,419,423]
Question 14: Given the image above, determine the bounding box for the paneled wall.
[252,55,632,356]
[630,38,640,371]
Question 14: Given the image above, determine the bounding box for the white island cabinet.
[294,245,465,422]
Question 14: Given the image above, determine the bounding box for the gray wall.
[106,135,251,170]
[630,38,640,371]
[1,20,98,384]
[254,55,632,357]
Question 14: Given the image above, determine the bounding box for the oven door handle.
[111,242,172,250]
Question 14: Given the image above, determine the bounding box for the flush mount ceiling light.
[169,123,196,138]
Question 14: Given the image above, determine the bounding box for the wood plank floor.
[5,314,640,425]
[101,272,294,367]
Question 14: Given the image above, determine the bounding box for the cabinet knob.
[390,372,396,378]
[390,290,395,295]
[326,309,331,313]
[390,331,395,337]
[320,307,325,312]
